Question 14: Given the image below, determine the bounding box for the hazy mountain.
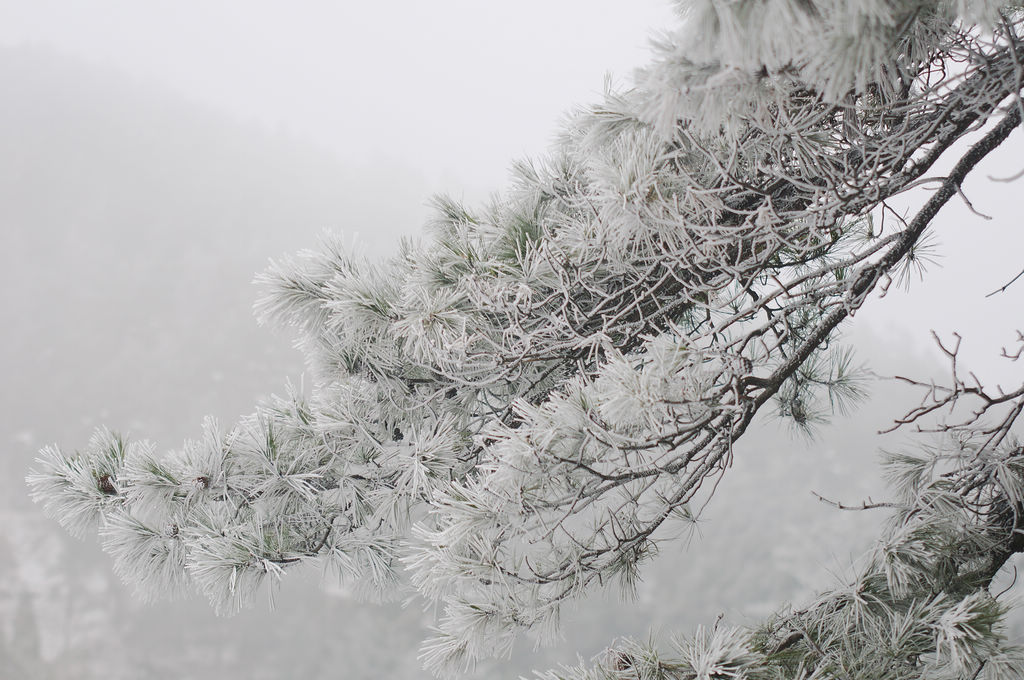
[0,45,431,680]
[0,44,431,454]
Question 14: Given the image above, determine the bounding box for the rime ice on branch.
[28,1,1024,677]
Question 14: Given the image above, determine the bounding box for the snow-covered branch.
[26,2,1024,677]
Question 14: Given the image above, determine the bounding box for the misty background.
[2,2,1023,678]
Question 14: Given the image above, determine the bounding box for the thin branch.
[987,266,1024,297]
[812,491,898,511]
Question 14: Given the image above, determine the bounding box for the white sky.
[0,0,675,195]
[2,0,1021,382]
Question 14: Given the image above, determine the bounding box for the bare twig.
[812,491,898,511]
[987,267,1024,297]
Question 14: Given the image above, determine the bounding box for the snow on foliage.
[28,1,1024,677]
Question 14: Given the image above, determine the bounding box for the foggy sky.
[0,0,676,199]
